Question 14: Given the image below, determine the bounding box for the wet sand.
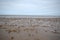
[0,17,60,40]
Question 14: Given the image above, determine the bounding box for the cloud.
[0,0,60,15]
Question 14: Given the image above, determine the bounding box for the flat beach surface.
[0,16,60,40]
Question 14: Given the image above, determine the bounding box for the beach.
[0,16,60,40]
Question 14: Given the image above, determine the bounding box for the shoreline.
[0,15,60,18]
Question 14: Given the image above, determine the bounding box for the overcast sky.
[0,0,60,16]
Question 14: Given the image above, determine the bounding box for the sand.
[0,17,60,40]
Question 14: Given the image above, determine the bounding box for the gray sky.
[0,0,60,16]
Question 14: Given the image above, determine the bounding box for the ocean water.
[0,15,60,18]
